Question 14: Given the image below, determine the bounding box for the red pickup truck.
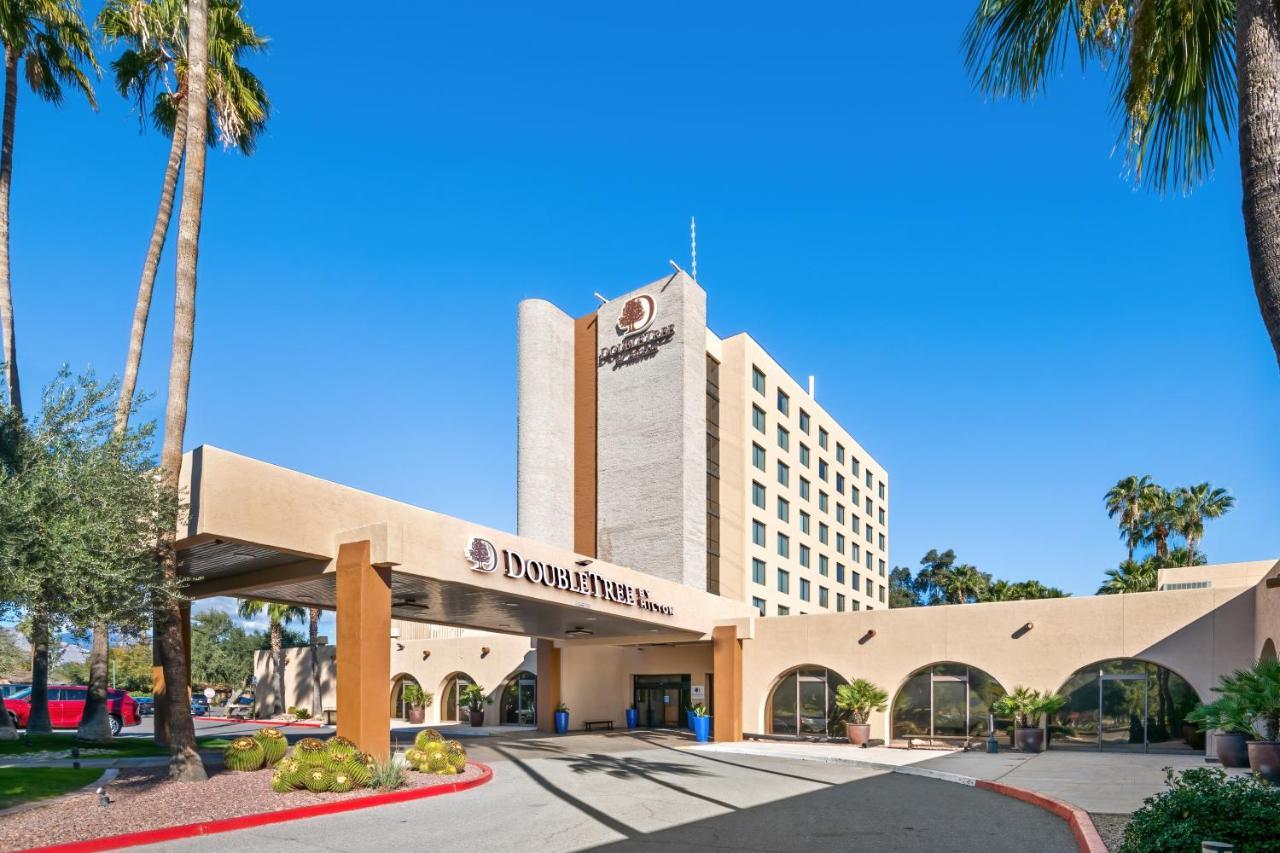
[4,685,142,736]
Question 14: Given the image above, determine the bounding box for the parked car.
[4,685,142,736]
[0,683,30,699]
[134,695,154,716]
[190,694,210,716]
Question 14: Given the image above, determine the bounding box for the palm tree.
[1098,558,1158,594]
[986,579,1016,601]
[237,599,304,715]
[1155,546,1209,569]
[1105,475,1156,560]
[941,564,989,604]
[307,606,321,714]
[153,0,209,783]
[1174,483,1235,564]
[964,1,1280,372]
[78,0,268,746]
[1142,486,1180,559]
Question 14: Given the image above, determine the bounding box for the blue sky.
[8,1,1277,632]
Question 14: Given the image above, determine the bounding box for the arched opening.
[891,662,1008,745]
[1262,639,1277,662]
[390,674,423,721]
[500,670,537,725]
[1053,659,1202,753]
[765,666,848,738]
[440,672,475,724]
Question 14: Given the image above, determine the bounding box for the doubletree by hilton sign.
[597,293,675,371]
[465,537,676,616]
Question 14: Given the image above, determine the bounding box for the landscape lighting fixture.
[565,627,594,638]
[575,558,594,567]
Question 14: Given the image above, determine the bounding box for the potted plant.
[1215,659,1280,783]
[834,679,888,746]
[992,687,1066,753]
[401,683,432,725]
[554,702,570,734]
[458,684,491,727]
[1186,695,1252,768]
[625,703,639,729]
[690,703,712,743]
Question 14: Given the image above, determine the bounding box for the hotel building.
[161,270,1280,759]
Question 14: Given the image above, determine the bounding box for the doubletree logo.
[616,294,655,336]
[464,537,498,573]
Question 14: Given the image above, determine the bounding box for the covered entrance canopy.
[174,447,753,754]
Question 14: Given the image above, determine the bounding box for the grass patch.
[0,767,101,809]
[0,733,233,757]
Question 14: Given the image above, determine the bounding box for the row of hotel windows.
[750,514,886,573]
[752,557,885,602]
[749,586,880,617]
[751,476,887,554]
[750,407,886,502]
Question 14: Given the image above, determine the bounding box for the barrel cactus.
[425,751,450,774]
[303,766,334,793]
[270,771,295,793]
[413,728,444,749]
[404,747,424,769]
[254,728,288,766]
[224,736,266,772]
[329,770,355,793]
[278,757,306,787]
[295,737,329,765]
[445,741,467,771]
[338,757,372,787]
[326,735,358,761]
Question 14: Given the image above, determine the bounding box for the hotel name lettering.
[597,324,676,370]
[503,550,676,616]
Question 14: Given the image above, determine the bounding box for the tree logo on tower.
[464,537,498,573]
[615,294,655,336]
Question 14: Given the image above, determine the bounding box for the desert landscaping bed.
[0,762,486,851]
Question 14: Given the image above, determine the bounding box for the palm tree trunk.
[26,613,52,734]
[75,625,113,743]
[1238,0,1280,371]
[308,607,320,715]
[271,622,284,715]
[114,108,187,434]
[154,0,210,783]
[0,51,20,416]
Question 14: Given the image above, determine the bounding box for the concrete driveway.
[134,731,1076,853]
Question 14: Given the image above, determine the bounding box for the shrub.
[224,736,266,772]
[325,735,358,761]
[294,737,328,765]
[287,705,313,719]
[402,683,432,709]
[834,679,889,725]
[991,687,1067,729]
[254,728,288,766]
[459,684,490,712]
[369,757,406,791]
[413,729,443,749]
[1119,767,1280,853]
[302,766,334,793]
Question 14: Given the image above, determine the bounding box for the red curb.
[18,762,493,853]
[193,716,326,727]
[975,780,1108,853]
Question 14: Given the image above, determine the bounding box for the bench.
[583,720,614,732]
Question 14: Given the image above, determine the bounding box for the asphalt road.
[133,731,1077,853]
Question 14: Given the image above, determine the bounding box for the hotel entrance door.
[634,675,691,728]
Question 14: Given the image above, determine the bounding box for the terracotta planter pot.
[469,709,485,727]
[1013,727,1044,753]
[1247,741,1280,784]
[1215,732,1250,768]
[407,706,425,725]
[845,723,871,746]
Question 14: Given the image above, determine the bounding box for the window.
[851,457,861,477]
[799,444,810,467]
[879,585,886,604]
[836,443,845,463]
[777,605,790,616]
[879,481,886,500]
[865,497,873,515]
[836,473,845,495]
[852,570,860,589]
[852,486,861,505]
[819,554,829,576]
[752,558,766,585]
[777,569,790,594]
[799,510,810,534]
[818,427,829,449]
[819,491,829,512]
[836,533,845,554]
[752,481,766,509]
[851,514,860,534]
[865,552,873,570]
[752,366,766,395]
[799,409,810,433]
[865,577,874,597]
[800,478,811,500]
[752,443,766,471]
[878,533,886,551]
[752,405,766,433]
[851,600,861,611]
[799,544,810,567]
[777,461,790,487]
[819,586,829,608]
[865,525,873,544]
[836,562,846,584]
[752,520,766,547]
[777,497,790,522]
[836,593,845,612]
[818,459,829,481]
[866,470,873,488]
[879,559,886,577]
[852,543,861,562]
[752,596,766,616]
[878,507,885,525]
[799,578,810,602]
[777,425,789,451]
[777,533,790,558]
[818,523,829,545]
[836,503,845,524]
[777,389,790,416]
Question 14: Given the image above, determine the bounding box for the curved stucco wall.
[516,299,575,550]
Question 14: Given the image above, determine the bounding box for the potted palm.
[835,679,888,746]
[1186,695,1252,768]
[690,703,712,743]
[992,687,1066,753]
[554,702,570,734]
[1217,659,1280,783]
[401,683,432,725]
[458,684,491,727]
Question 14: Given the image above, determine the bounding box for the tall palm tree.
[78,0,268,746]
[1141,485,1179,559]
[1105,475,1156,560]
[964,1,1280,372]
[238,599,305,715]
[307,606,321,714]
[941,564,989,604]
[1098,558,1158,594]
[153,0,209,783]
[1174,482,1235,563]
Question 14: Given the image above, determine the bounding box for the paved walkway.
[130,732,1076,853]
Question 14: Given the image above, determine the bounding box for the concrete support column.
[536,639,561,733]
[336,540,391,759]
[712,625,742,743]
[151,601,191,746]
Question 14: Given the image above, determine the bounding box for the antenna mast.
[690,216,697,281]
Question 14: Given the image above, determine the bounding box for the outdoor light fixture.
[481,646,491,657]
[1023,622,1034,631]
[565,627,594,638]
[575,558,594,567]
[858,629,876,645]
[422,650,431,660]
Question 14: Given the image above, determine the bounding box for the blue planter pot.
[554,710,569,734]
[625,708,638,729]
[692,715,711,743]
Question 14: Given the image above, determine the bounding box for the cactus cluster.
[255,727,288,766]
[266,735,382,794]
[404,734,468,776]
[224,736,267,772]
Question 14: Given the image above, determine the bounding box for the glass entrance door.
[633,675,691,728]
[1100,674,1148,752]
[932,678,969,738]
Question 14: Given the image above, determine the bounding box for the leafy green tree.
[964,0,1280,371]
[191,610,257,688]
[236,599,304,715]
[888,566,919,608]
[1105,475,1157,560]
[1174,483,1235,564]
[913,549,958,605]
[0,626,25,679]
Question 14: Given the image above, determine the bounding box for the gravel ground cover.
[0,762,485,850]
[1090,813,1132,851]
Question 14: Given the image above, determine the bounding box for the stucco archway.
[891,662,1008,745]
[1052,658,1202,753]
[764,665,849,738]
[389,673,424,721]
[499,669,537,725]
[438,672,475,724]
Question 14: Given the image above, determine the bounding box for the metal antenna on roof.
[690,216,697,281]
